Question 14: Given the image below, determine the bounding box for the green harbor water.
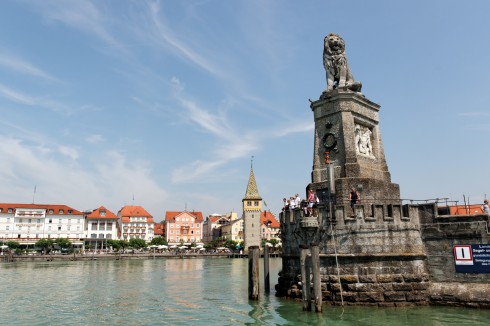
[1,257,490,325]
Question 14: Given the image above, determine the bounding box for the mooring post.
[300,244,311,311]
[310,243,322,312]
[248,246,260,300]
[264,244,270,293]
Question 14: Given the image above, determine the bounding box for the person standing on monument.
[349,187,360,213]
[482,200,490,216]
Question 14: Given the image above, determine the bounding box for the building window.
[247,201,251,206]
[106,234,112,239]
[92,223,97,231]
[37,219,41,223]
[91,234,97,238]
[6,226,9,230]
[68,210,73,214]
[49,209,54,214]
[107,223,112,230]
[28,219,32,223]
[254,201,259,206]
[8,208,13,213]
[59,209,64,214]
[49,219,52,223]
[100,210,106,217]
[58,226,61,231]
[98,234,104,239]
[19,218,23,223]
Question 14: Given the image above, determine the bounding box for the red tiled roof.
[0,203,83,215]
[439,204,485,216]
[119,205,154,223]
[208,216,223,223]
[261,211,280,228]
[154,223,165,236]
[86,206,117,219]
[165,210,204,222]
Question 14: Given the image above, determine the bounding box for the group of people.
[282,190,322,216]
[282,194,302,211]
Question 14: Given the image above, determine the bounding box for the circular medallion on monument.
[322,132,337,150]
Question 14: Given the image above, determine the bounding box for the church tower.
[242,161,262,252]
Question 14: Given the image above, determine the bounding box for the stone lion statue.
[323,33,362,93]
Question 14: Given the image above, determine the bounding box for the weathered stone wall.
[420,212,490,307]
[277,204,490,308]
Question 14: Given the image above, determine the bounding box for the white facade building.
[85,206,119,249]
[0,203,84,247]
[118,205,155,242]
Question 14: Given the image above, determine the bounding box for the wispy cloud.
[146,1,223,77]
[85,134,105,144]
[33,0,122,50]
[0,54,59,82]
[0,135,167,214]
[0,83,79,115]
[272,122,314,137]
[0,84,36,105]
[170,80,257,183]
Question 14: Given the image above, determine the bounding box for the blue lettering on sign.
[454,244,490,273]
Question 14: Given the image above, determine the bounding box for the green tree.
[55,238,72,252]
[223,239,238,251]
[150,237,167,246]
[36,239,54,254]
[6,241,20,249]
[269,239,279,248]
[128,238,147,250]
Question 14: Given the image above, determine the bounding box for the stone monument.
[276,34,429,306]
[311,33,400,215]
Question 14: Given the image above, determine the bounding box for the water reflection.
[2,258,490,325]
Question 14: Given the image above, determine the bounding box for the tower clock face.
[322,132,337,150]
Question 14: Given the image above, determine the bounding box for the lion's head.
[324,33,345,56]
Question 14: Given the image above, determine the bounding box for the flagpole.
[32,185,37,204]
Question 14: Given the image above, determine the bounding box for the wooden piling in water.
[310,243,322,312]
[248,246,260,300]
[264,245,270,293]
[300,245,311,311]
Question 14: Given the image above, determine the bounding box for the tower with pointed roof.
[242,160,262,252]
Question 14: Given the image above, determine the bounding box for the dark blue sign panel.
[454,244,490,273]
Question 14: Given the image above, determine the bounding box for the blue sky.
[0,0,489,221]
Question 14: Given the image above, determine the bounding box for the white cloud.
[85,134,105,144]
[0,54,59,82]
[33,0,122,50]
[147,1,223,77]
[0,83,36,105]
[0,135,167,215]
[58,145,79,161]
[0,83,80,115]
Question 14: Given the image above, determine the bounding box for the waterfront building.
[220,213,244,243]
[242,164,262,251]
[164,210,203,245]
[154,222,165,239]
[85,206,118,249]
[260,211,281,246]
[0,203,84,248]
[202,214,225,243]
[203,212,240,243]
[118,205,155,242]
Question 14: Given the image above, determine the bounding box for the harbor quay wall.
[276,204,490,308]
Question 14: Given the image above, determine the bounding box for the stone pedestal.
[309,89,399,205]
